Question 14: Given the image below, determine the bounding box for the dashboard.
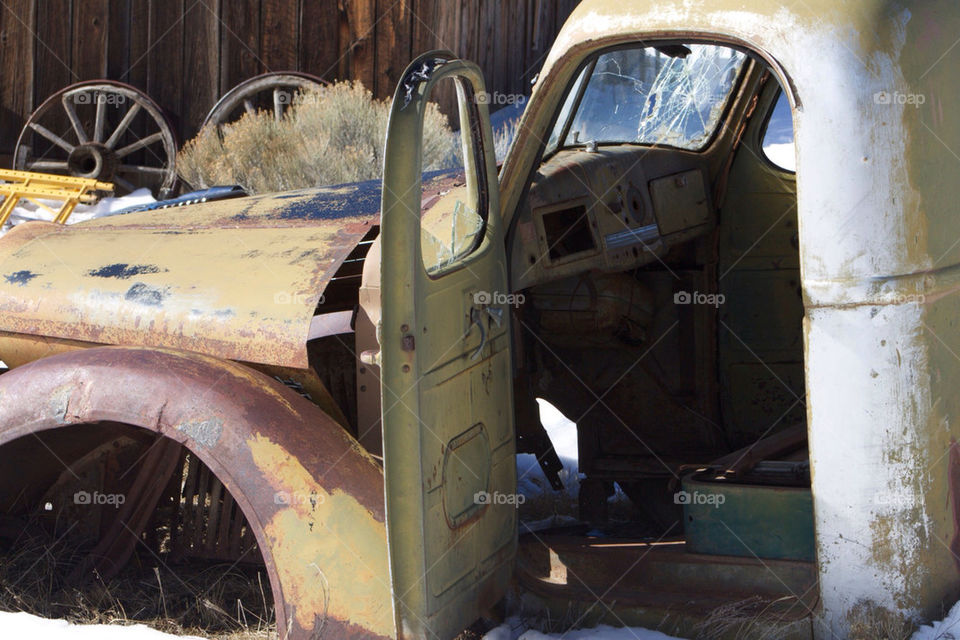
[509,145,716,290]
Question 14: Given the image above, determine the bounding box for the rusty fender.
[0,346,395,640]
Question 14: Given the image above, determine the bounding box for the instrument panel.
[510,145,715,290]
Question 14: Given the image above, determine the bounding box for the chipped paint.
[87,263,165,279]
[948,438,960,572]
[176,417,224,448]
[248,434,394,638]
[0,346,394,638]
[3,269,38,285]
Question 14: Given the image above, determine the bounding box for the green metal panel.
[682,473,815,562]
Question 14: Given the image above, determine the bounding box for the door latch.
[469,304,503,360]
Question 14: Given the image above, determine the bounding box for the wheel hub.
[67,142,117,181]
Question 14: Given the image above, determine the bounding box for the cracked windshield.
[558,44,747,150]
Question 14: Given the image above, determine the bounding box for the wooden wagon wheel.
[202,71,326,130]
[14,80,179,199]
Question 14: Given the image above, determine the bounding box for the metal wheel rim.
[202,71,327,131]
[14,80,179,199]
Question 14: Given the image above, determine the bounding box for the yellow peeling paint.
[248,434,394,638]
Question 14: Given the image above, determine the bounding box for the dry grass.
[177,80,461,194]
[847,599,915,640]
[0,516,274,638]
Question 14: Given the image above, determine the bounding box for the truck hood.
[0,177,418,369]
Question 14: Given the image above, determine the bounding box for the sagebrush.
[177,80,461,194]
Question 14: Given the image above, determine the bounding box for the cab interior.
[505,42,815,632]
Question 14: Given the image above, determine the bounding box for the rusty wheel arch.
[0,346,395,640]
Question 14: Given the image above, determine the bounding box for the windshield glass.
[559,44,747,151]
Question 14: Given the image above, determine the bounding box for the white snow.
[1,188,156,234]
[516,399,579,493]
[911,599,960,640]
[483,618,682,640]
[515,399,581,530]
[762,141,796,172]
[0,611,203,640]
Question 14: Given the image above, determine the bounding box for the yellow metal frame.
[0,169,113,226]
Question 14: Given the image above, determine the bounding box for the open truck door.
[379,52,516,639]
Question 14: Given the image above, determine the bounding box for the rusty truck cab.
[0,1,956,639]
[374,1,960,638]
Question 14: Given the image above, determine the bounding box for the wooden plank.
[33,0,73,105]
[374,0,411,98]
[219,0,260,95]
[182,0,220,138]
[298,0,338,80]
[474,1,497,89]
[505,2,528,98]
[260,0,298,71]
[73,0,109,79]
[424,0,458,118]
[0,0,35,152]
[410,0,439,56]
[121,0,150,167]
[106,0,131,81]
[146,0,184,135]
[457,0,479,64]
[523,0,554,84]
[123,0,149,88]
[338,0,376,92]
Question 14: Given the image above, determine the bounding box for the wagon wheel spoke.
[15,81,179,199]
[203,71,326,132]
[61,97,88,144]
[273,88,284,122]
[26,160,70,171]
[115,131,165,159]
[113,176,137,192]
[104,102,142,149]
[28,122,76,153]
[93,96,106,143]
[118,164,168,175]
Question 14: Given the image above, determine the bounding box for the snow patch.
[1,188,156,235]
[0,611,203,639]
[483,618,682,640]
[911,599,960,640]
[763,142,796,172]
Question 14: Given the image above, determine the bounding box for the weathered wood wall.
[0,0,580,155]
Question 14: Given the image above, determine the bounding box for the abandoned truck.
[0,0,955,638]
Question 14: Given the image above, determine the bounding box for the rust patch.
[176,417,224,448]
[87,263,165,279]
[249,434,394,638]
[4,269,39,285]
[948,437,960,571]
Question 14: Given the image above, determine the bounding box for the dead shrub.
[847,599,915,640]
[177,80,461,194]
